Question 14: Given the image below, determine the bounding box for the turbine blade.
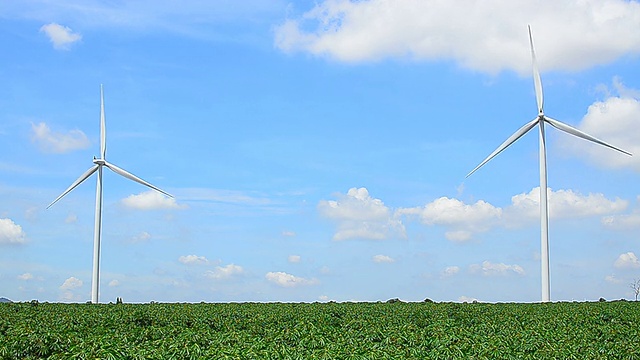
[100,84,106,160]
[47,164,100,208]
[544,116,632,156]
[467,118,539,177]
[103,161,173,198]
[529,25,544,113]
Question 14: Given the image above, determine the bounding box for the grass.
[1,300,639,359]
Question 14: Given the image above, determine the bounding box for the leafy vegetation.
[1,300,639,359]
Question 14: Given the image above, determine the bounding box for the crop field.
[1,300,639,359]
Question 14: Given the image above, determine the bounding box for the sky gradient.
[1,0,640,303]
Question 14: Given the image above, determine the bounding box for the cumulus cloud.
[326,186,626,243]
[372,254,395,263]
[121,190,184,210]
[318,187,405,240]
[469,261,525,276]
[60,276,83,290]
[275,0,640,74]
[265,271,318,287]
[30,122,90,154]
[282,231,297,237]
[205,264,244,279]
[0,218,27,245]
[108,279,120,287]
[398,197,501,241]
[562,79,639,171]
[614,252,640,269]
[288,255,301,263]
[40,23,82,50]
[505,187,628,224]
[178,255,210,265]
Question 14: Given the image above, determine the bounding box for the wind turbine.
[48,85,172,304]
[467,26,631,302]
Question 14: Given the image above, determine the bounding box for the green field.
[1,300,639,359]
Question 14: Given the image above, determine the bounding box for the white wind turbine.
[467,26,631,302]
[48,85,172,304]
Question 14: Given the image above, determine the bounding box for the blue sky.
[1,0,640,303]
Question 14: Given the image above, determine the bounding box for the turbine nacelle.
[93,158,106,166]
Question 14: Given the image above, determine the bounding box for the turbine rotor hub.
[93,158,106,166]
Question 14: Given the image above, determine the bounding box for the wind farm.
[4,2,640,358]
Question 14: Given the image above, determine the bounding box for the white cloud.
[354,186,627,242]
[614,252,640,269]
[469,261,525,276]
[265,271,318,287]
[0,218,27,245]
[397,197,501,242]
[441,266,460,278]
[282,231,297,237]
[121,191,185,210]
[17,273,33,281]
[205,264,244,280]
[108,279,120,287]
[372,254,395,263]
[288,255,301,263]
[505,188,628,224]
[603,196,640,230]
[40,23,82,50]
[60,276,83,290]
[30,122,90,154]
[563,79,640,171]
[275,0,640,74]
[178,255,210,265]
[318,187,405,240]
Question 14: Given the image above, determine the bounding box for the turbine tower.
[467,26,631,302]
[48,85,172,304]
